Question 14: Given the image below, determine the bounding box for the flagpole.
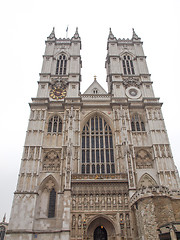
[66,25,69,38]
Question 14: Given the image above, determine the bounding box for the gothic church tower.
[6,28,180,240]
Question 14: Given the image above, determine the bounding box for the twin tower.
[6,28,180,240]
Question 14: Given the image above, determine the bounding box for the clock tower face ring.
[49,86,67,100]
[125,86,141,99]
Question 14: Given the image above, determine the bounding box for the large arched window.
[48,188,56,218]
[81,116,115,174]
[48,116,62,134]
[131,114,145,132]
[56,54,67,75]
[122,55,135,75]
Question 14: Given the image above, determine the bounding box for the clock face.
[49,86,67,100]
[125,86,141,99]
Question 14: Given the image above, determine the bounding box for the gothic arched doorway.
[94,226,107,240]
[87,216,116,240]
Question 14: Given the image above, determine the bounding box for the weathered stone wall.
[132,195,180,240]
[172,199,180,221]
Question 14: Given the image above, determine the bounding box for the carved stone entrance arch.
[87,216,117,240]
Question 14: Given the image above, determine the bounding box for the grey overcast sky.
[0,0,180,221]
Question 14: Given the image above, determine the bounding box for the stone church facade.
[6,28,180,240]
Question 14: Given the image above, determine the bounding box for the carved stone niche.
[123,77,141,89]
[135,148,153,169]
[42,150,61,171]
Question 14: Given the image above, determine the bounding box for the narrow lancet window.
[131,114,145,132]
[56,54,67,75]
[47,116,62,134]
[122,55,135,75]
[48,188,56,218]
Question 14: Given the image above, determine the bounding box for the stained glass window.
[81,116,115,174]
[48,188,56,218]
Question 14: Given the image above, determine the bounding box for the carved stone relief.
[135,149,153,169]
[71,192,129,211]
[123,77,141,89]
[42,150,61,171]
[154,144,172,158]
[147,108,162,120]
[138,173,157,188]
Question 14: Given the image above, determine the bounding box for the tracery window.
[81,116,115,174]
[122,55,135,75]
[48,188,56,218]
[131,114,145,132]
[56,54,67,75]
[48,116,62,134]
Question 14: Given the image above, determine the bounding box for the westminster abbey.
[6,28,180,240]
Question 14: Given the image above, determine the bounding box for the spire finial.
[72,27,80,39]
[132,28,140,40]
[48,27,55,39]
[94,75,97,81]
[108,28,116,40]
[2,213,6,223]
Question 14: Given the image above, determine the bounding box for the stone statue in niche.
[101,195,105,207]
[107,194,111,206]
[114,110,118,120]
[95,194,99,204]
[118,194,122,205]
[124,194,128,206]
[78,215,82,228]
[78,195,82,208]
[72,215,76,228]
[126,214,131,236]
[120,213,124,223]
[90,194,93,206]
[84,194,88,207]
[113,195,116,205]
[72,195,76,208]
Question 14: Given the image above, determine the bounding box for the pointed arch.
[55,51,69,75]
[120,50,136,58]
[87,215,117,240]
[81,110,113,132]
[54,50,70,59]
[38,174,58,192]
[36,175,58,219]
[138,173,157,188]
[120,51,135,75]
